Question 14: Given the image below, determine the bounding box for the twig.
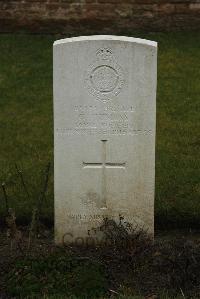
[6,208,23,253]
[15,163,30,200]
[28,207,38,250]
[28,162,51,249]
[1,182,9,214]
[180,287,185,298]
[38,162,51,207]
[109,289,119,295]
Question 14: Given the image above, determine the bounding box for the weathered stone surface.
[54,35,157,245]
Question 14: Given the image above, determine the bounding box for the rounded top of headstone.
[53,35,157,48]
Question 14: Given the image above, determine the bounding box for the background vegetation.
[0,32,199,228]
[1,220,200,298]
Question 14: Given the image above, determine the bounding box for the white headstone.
[53,35,157,244]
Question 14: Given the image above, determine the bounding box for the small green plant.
[6,251,108,298]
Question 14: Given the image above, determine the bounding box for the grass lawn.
[0,32,199,228]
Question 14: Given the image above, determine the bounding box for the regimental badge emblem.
[85,48,125,102]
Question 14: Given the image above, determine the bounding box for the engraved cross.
[83,140,126,209]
